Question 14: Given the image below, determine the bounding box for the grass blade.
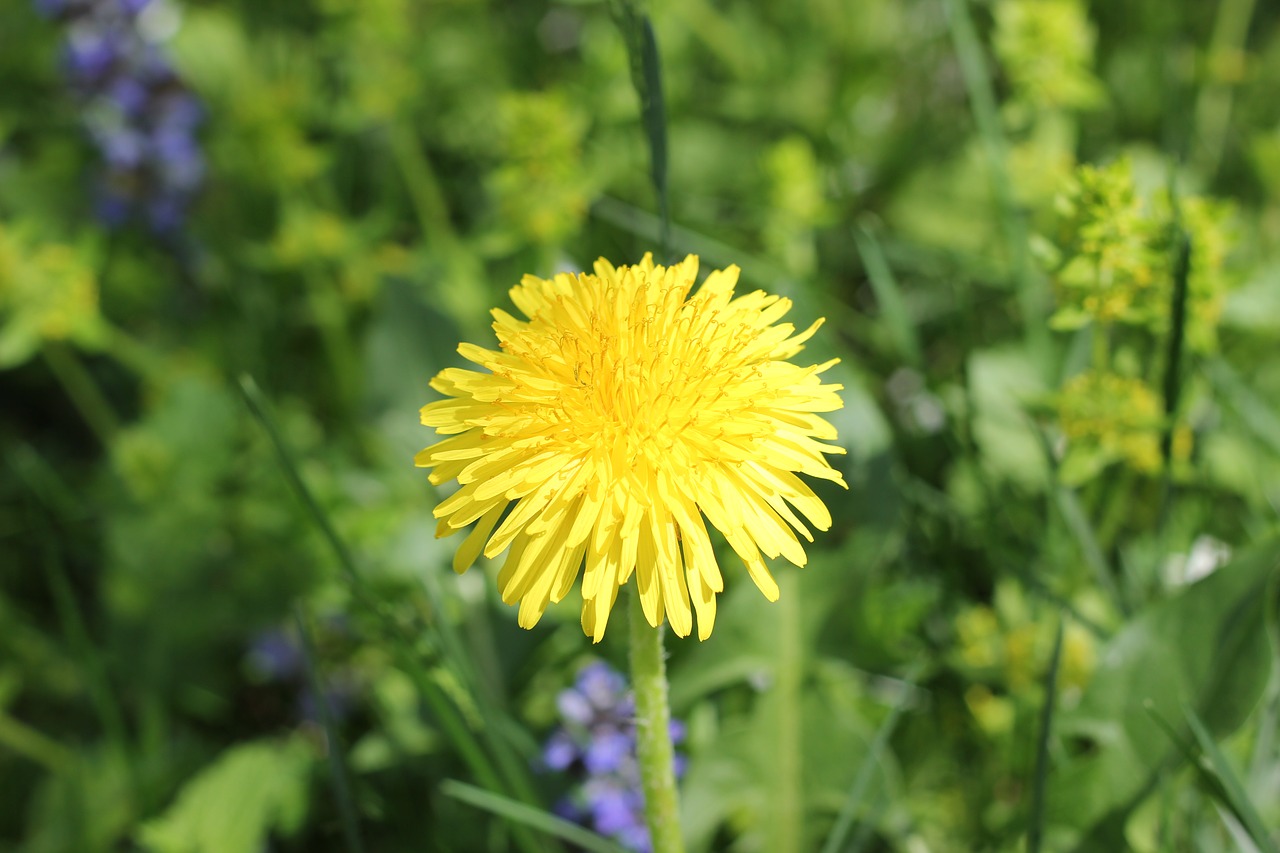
[1181,703,1278,853]
[853,225,923,368]
[441,780,631,853]
[1027,617,1065,853]
[819,665,922,853]
[941,0,1049,363]
[294,605,366,853]
[239,373,553,853]
[610,0,670,259]
[238,374,366,599]
[1205,357,1280,457]
[1145,701,1279,853]
[1159,219,1191,467]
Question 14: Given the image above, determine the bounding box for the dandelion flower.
[416,254,846,642]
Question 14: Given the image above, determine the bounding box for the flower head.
[417,254,846,641]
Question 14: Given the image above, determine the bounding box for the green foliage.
[137,738,313,853]
[1048,538,1279,843]
[1048,159,1165,330]
[0,223,104,367]
[994,0,1105,114]
[1054,370,1165,484]
[2,0,1279,850]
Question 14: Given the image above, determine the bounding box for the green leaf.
[1181,703,1279,853]
[968,346,1052,490]
[853,225,922,368]
[609,0,669,257]
[678,658,900,851]
[1047,537,1280,838]
[137,738,313,853]
[1028,618,1066,853]
[440,780,630,853]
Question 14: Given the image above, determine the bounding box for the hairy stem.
[628,588,685,853]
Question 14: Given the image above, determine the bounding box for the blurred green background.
[2,0,1279,850]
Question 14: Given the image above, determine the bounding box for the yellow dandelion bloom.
[416,254,846,642]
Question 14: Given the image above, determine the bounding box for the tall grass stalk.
[942,0,1049,366]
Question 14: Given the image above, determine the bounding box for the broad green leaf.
[968,346,1052,490]
[679,664,896,853]
[137,738,313,853]
[1047,537,1280,839]
[22,748,134,853]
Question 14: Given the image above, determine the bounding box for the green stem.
[943,0,1049,367]
[1192,0,1257,179]
[1091,321,1110,372]
[628,588,685,853]
[387,121,456,245]
[294,606,365,853]
[41,342,119,446]
[772,572,803,853]
[304,270,358,414]
[0,709,75,772]
[102,322,168,384]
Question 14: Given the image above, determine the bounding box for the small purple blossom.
[247,628,303,682]
[543,731,578,771]
[542,662,686,853]
[246,624,360,727]
[38,0,204,233]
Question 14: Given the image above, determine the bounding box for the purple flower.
[106,76,148,116]
[540,661,686,853]
[64,29,116,80]
[146,191,187,233]
[93,187,131,226]
[38,0,205,234]
[583,728,631,774]
[556,686,594,727]
[298,678,356,726]
[247,629,303,681]
[542,731,578,771]
[35,0,71,17]
[585,780,639,835]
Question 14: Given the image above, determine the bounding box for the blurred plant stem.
[0,710,74,772]
[1091,322,1110,371]
[771,571,804,853]
[304,270,358,414]
[102,321,168,384]
[239,375,551,853]
[41,342,119,446]
[294,605,365,853]
[387,121,490,335]
[943,0,1050,371]
[1027,617,1065,853]
[387,121,455,244]
[628,588,685,853]
[1192,0,1257,179]
[41,531,137,797]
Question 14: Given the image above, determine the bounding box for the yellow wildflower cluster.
[994,0,1104,114]
[1048,160,1235,349]
[0,225,103,368]
[488,91,593,247]
[954,583,1097,737]
[1055,370,1165,484]
[1049,160,1164,329]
